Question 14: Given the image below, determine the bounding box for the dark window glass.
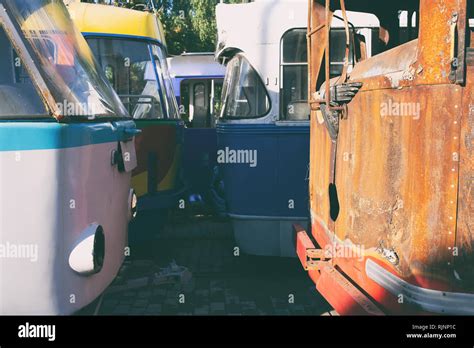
[329,29,355,77]
[193,83,207,127]
[281,29,309,121]
[282,29,307,63]
[179,78,224,127]
[281,66,309,121]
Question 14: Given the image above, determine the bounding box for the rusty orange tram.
[296,0,474,315]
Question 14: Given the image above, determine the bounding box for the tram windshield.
[0,23,47,118]
[221,54,270,119]
[86,37,180,120]
[0,0,128,119]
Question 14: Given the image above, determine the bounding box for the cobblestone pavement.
[78,215,332,316]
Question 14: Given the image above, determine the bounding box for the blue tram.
[215,0,311,257]
[215,0,379,256]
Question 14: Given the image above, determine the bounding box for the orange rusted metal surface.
[456,55,474,289]
[316,264,385,316]
[303,0,474,315]
[294,224,385,315]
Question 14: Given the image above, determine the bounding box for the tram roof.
[168,54,226,79]
[66,2,166,47]
[216,0,379,62]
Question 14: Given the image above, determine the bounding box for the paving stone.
[119,298,134,305]
[153,288,167,297]
[241,308,258,315]
[210,302,225,314]
[83,218,330,316]
[133,299,148,308]
[240,301,257,310]
[102,299,119,307]
[194,306,210,315]
[146,304,162,314]
[164,297,177,306]
[129,308,145,315]
[274,308,291,315]
[225,303,241,313]
[112,305,130,315]
[138,290,152,298]
[195,289,209,297]
[290,305,305,312]
[210,290,225,302]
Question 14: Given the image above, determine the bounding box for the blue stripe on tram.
[0,120,136,151]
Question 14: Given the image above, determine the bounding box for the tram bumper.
[294,224,384,316]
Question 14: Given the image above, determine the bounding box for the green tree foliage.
[155,0,242,55]
[81,0,243,55]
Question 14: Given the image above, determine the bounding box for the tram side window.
[359,9,418,57]
[221,54,270,119]
[0,25,47,118]
[193,83,207,127]
[281,28,309,121]
[398,11,418,45]
[180,81,191,121]
[470,8,474,48]
[329,29,355,77]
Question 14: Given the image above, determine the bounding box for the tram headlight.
[69,223,105,276]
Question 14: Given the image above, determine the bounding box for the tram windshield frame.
[85,36,180,120]
[0,0,129,121]
[220,54,271,120]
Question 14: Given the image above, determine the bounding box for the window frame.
[279,27,310,122]
[220,53,271,120]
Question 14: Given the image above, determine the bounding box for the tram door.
[181,78,223,128]
[180,77,224,208]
